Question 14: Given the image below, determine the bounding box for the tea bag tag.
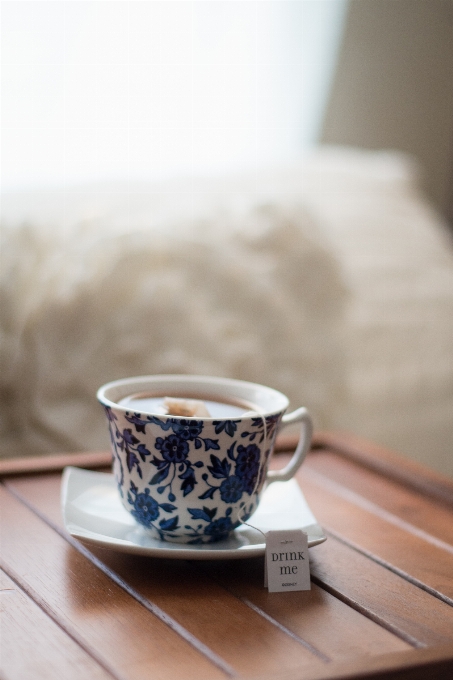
[264,529,311,592]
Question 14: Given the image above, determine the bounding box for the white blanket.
[1,147,452,477]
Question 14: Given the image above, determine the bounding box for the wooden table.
[1,431,453,680]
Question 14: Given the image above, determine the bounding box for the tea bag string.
[241,522,266,538]
[238,505,267,538]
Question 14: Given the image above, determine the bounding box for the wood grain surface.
[0,569,114,680]
[4,475,410,666]
[1,433,453,680]
[298,469,453,602]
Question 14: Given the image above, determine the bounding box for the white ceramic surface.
[61,467,326,560]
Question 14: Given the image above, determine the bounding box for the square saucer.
[61,467,326,560]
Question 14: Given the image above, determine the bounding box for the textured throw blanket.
[1,147,452,477]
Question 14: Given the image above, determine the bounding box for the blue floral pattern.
[128,481,180,539]
[150,433,204,501]
[212,419,241,437]
[198,440,263,502]
[235,443,262,494]
[241,414,280,444]
[182,501,256,543]
[104,406,152,493]
[105,405,282,543]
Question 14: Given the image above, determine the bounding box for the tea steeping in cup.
[118,392,259,418]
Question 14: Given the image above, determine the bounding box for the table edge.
[1,431,452,509]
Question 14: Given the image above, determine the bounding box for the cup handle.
[266,407,313,485]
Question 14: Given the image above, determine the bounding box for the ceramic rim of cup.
[97,374,289,419]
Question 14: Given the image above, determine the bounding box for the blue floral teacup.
[97,375,312,544]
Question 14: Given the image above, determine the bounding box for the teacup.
[97,375,312,544]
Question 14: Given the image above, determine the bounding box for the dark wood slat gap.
[311,432,453,510]
[304,468,453,556]
[0,560,127,680]
[309,571,425,650]
[0,568,117,680]
[194,551,420,662]
[301,467,453,607]
[323,526,453,609]
[308,538,453,648]
[193,553,416,662]
[305,450,453,547]
[239,597,331,663]
[301,470,453,606]
[2,481,237,679]
[192,559,331,664]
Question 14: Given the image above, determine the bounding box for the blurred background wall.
[3,0,452,224]
[1,0,347,191]
[321,0,453,224]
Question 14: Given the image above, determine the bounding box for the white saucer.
[61,467,326,560]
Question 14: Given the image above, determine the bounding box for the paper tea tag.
[264,529,311,592]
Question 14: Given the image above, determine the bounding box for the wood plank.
[3,435,453,680]
[0,481,328,678]
[86,550,327,677]
[0,485,230,680]
[6,440,453,679]
[297,467,453,603]
[199,533,453,652]
[196,558,411,661]
[9,464,453,636]
[0,450,112,477]
[3,475,332,677]
[306,450,453,545]
[309,537,453,646]
[0,569,115,680]
[312,431,453,509]
[6,474,417,662]
[9,471,453,648]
